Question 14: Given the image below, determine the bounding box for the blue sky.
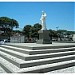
[0,2,74,31]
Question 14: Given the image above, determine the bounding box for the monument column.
[37,11,52,44]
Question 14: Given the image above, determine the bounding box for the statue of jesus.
[40,11,47,30]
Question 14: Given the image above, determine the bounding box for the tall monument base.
[37,30,52,44]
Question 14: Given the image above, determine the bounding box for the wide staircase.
[0,43,75,73]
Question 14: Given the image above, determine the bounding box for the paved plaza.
[6,42,75,47]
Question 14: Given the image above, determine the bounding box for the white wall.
[73,34,75,41]
[10,36,25,43]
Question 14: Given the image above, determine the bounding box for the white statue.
[40,11,47,30]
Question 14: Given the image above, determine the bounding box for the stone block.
[37,30,52,44]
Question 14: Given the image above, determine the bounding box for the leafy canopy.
[0,17,19,29]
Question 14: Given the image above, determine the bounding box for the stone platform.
[0,42,75,73]
[5,42,75,50]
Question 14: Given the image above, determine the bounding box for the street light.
[56,26,59,31]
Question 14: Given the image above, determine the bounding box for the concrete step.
[0,50,25,68]
[25,51,75,61]
[0,50,75,68]
[50,66,75,73]
[28,47,75,55]
[1,45,29,54]
[1,45,75,55]
[0,46,75,61]
[5,43,75,50]
[0,65,6,73]
[0,56,19,73]
[0,56,75,73]
[0,47,28,60]
[19,60,75,73]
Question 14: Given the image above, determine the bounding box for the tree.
[0,17,19,34]
[0,17,19,38]
[66,31,75,35]
[9,19,19,30]
[31,23,42,38]
[23,25,32,38]
[23,23,42,39]
[33,23,42,31]
[49,29,58,37]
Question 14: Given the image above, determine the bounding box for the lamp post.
[56,26,59,41]
[56,26,59,31]
[19,34,21,43]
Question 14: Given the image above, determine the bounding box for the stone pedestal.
[37,30,52,44]
[73,34,75,41]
